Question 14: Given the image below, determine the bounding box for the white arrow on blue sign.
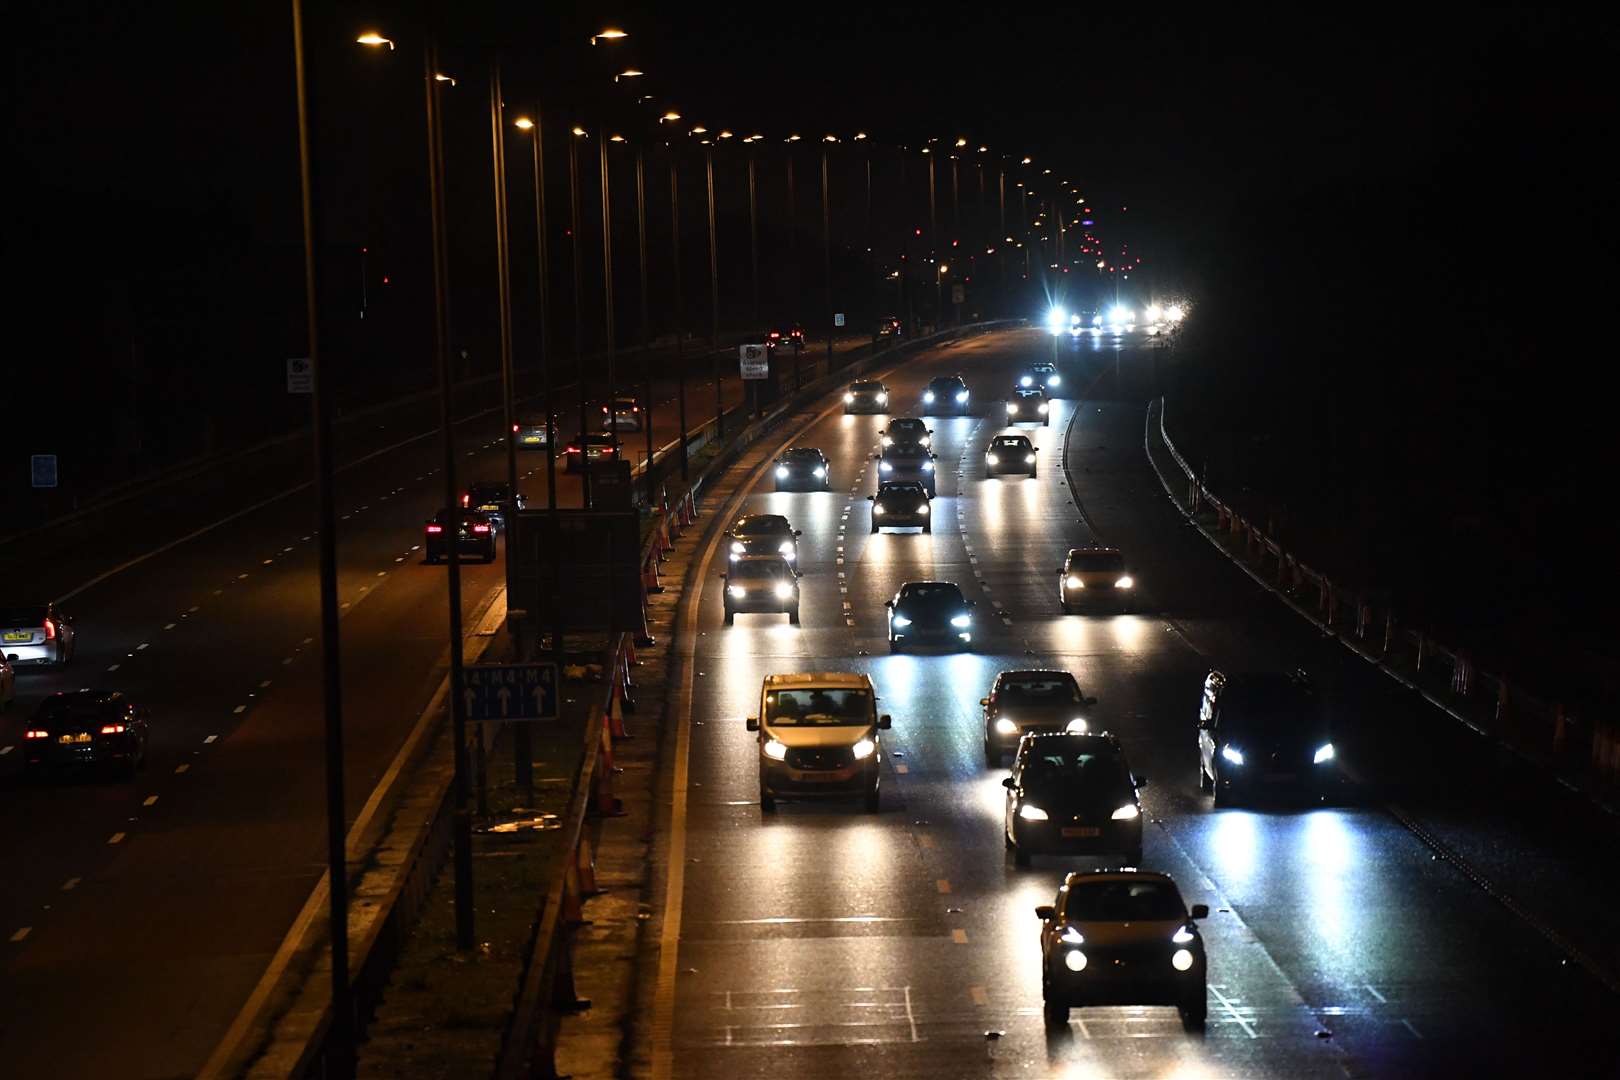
[463,663,558,721]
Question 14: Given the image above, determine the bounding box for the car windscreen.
[928,378,962,390]
[1068,552,1125,572]
[878,483,926,499]
[782,449,820,463]
[1222,685,1320,731]
[0,606,47,626]
[898,584,964,608]
[852,382,884,391]
[468,485,509,499]
[1025,748,1125,778]
[731,561,789,580]
[1065,880,1185,922]
[733,518,789,536]
[889,419,926,433]
[1000,677,1081,704]
[991,437,1030,450]
[765,688,873,726]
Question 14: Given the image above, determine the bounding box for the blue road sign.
[31,454,58,489]
[464,663,558,721]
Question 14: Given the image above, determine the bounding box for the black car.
[24,690,150,778]
[844,380,890,414]
[767,325,805,353]
[425,509,497,563]
[981,669,1096,765]
[721,555,800,625]
[880,417,932,449]
[461,481,526,532]
[875,443,937,497]
[563,431,619,472]
[1036,870,1208,1030]
[774,447,830,491]
[869,480,932,533]
[1196,670,1336,806]
[922,375,970,415]
[986,434,1037,478]
[726,514,801,564]
[1019,361,1064,395]
[875,315,903,340]
[885,580,974,652]
[1005,387,1050,426]
[1003,732,1145,866]
[1058,546,1136,612]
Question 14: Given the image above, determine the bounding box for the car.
[563,431,619,472]
[726,514,801,564]
[844,380,890,414]
[874,442,937,497]
[1059,547,1135,612]
[885,580,974,652]
[0,654,13,712]
[986,434,1038,478]
[721,555,800,625]
[513,413,559,450]
[1196,669,1337,806]
[868,480,931,533]
[424,509,497,564]
[1003,732,1146,866]
[601,396,642,431]
[746,672,892,813]
[880,417,932,449]
[23,690,150,778]
[1005,387,1050,426]
[766,326,805,353]
[981,669,1096,766]
[1019,361,1063,394]
[922,375,970,415]
[774,447,830,491]
[1,603,76,669]
[1036,870,1209,1030]
[875,315,903,340]
[461,480,526,532]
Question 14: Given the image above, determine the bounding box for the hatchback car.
[721,555,801,625]
[923,375,970,415]
[461,481,526,532]
[1005,387,1050,426]
[1197,669,1336,806]
[766,326,806,353]
[986,434,1037,478]
[1036,870,1209,1029]
[774,447,830,491]
[1003,732,1145,866]
[981,669,1095,765]
[563,432,619,472]
[513,413,559,449]
[875,443,937,497]
[425,509,497,563]
[880,417,932,449]
[23,690,150,778]
[726,514,801,564]
[601,396,642,431]
[1019,361,1064,394]
[869,480,932,533]
[1,603,76,668]
[844,380,890,414]
[886,581,974,652]
[1059,547,1135,612]
[875,315,903,340]
[746,672,892,812]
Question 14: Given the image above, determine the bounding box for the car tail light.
[25,729,48,740]
[460,493,470,507]
[566,445,580,454]
[44,618,57,640]
[100,724,126,735]
[472,524,491,534]
[426,524,444,534]
[603,446,615,454]
[632,406,639,412]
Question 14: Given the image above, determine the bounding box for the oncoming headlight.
[775,466,789,478]
[891,615,912,627]
[1025,454,1036,464]
[1111,804,1139,820]
[873,504,885,515]
[924,391,936,403]
[1171,949,1195,972]
[880,461,893,473]
[1006,402,1018,414]
[917,504,929,514]
[778,540,795,556]
[922,460,935,472]
[1048,374,1061,386]
[1064,949,1088,972]
[1021,375,1034,387]
[728,585,746,598]
[773,581,793,600]
[1115,576,1134,589]
[763,738,789,761]
[875,392,888,403]
[1221,745,1245,766]
[950,613,972,628]
[986,453,1000,465]
[813,466,826,478]
[1018,803,1049,821]
[994,717,1019,735]
[851,737,876,760]
[843,392,855,403]
[1314,742,1336,764]
[1037,403,1048,414]
[730,541,746,554]
[1065,575,1083,589]
[955,391,968,402]
[1065,717,1088,732]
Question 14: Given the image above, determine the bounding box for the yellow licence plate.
[478,504,500,512]
[59,733,92,745]
[3,631,30,642]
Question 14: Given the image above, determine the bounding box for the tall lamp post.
[512,115,557,511]
[659,112,689,481]
[821,135,836,378]
[567,125,590,508]
[488,63,519,803]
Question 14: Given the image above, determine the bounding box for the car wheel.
[724,610,735,626]
[1030,467,1038,478]
[1127,847,1143,867]
[984,739,1000,768]
[1042,1000,1070,1028]
[864,785,880,813]
[1014,843,1032,868]
[1180,990,1207,1030]
[788,607,800,625]
[923,522,932,534]
[889,638,902,654]
[1061,601,1071,615]
[760,788,777,813]
[1212,774,1232,808]
[870,522,879,534]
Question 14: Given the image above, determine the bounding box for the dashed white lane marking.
[1364,984,1387,1004]
[10,927,30,943]
[203,735,218,744]
[233,705,246,715]
[302,535,312,541]
[259,680,271,689]
[1401,1019,1424,1039]
[175,764,190,774]
[410,545,421,552]
[163,622,177,631]
[394,557,406,563]
[213,589,223,596]
[283,657,295,665]
[282,547,293,554]
[262,559,273,566]
[951,929,969,944]
[0,746,12,756]
[107,832,126,846]
[61,878,80,892]
[106,663,121,672]
[189,605,200,612]
[839,586,848,594]
[142,796,158,807]
[376,571,387,578]
[302,637,314,645]
[845,618,856,627]
[135,643,149,651]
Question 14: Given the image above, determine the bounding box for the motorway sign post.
[287,356,313,394]
[739,343,769,379]
[464,662,559,722]
[30,454,58,488]
[834,313,845,327]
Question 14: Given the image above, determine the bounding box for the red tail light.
[44,618,56,641]
[426,524,444,534]
[472,524,491,534]
[460,493,470,507]
[512,423,520,433]
[632,406,639,412]
[602,446,615,454]
[24,729,48,740]
[100,724,126,735]
[566,444,580,454]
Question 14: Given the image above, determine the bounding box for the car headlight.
[1221,745,1245,766]
[881,435,893,447]
[1065,575,1083,589]
[1313,742,1336,764]
[778,540,795,555]
[950,614,971,627]
[813,466,826,478]
[763,738,789,761]
[728,585,747,598]
[921,436,931,447]
[776,466,789,478]
[922,460,934,472]
[1018,803,1049,821]
[924,391,936,403]
[1025,454,1036,463]
[955,391,968,402]
[986,453,1000,465]
[994,717,1019,735]
[876,393,888,403]
[880,461,893,473]
[1172,926,1196,945]
[1059,925,1085,945]
[1115,576,1134,589]
[1111,804,1139,820]
[1049,374,1061,386]
[851,737,876,760]
[1037,403,1048,414]
[730,541,746,554]
[873,504,885,515]
[1066,717,1088,733]
[1064,949,1088,972]
[1006,402,1019,414]
[917,504,929,514]
[774,581,793,600]
[891,615,911,627]
[844,392,855,403]
[1171,948,1195,972]
[1020,375,1034,387]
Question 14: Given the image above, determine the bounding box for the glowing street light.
[690,125,707,135]
[571,126,589,137]
[955,137,967,147]
[434,72,456,86]
[659,111,681,123]
[513,117,535,131]
[854,132,869,140]
[590,28,628,45]
[609,134,627,143]
[786,133,802,142]
[614,68,644,82]
[356,31,394,49]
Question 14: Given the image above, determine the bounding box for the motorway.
[0,361,761,1076]
[654,328,1620,1078]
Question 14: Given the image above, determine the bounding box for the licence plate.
[478,504,500,512]
[521,435,542,443]
[3,631,31,642]
[1061,826,1101,838]
[1264,772,1297,783]
[59,733,92,745]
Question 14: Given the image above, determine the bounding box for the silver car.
[875,443,937,497]
[2,603,77,668]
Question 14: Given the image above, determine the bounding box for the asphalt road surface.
[657,328,1620,1078]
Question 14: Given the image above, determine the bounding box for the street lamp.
[590,27,628,44]
[355,31,393,49]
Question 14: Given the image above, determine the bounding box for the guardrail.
[1151,397,1619,803]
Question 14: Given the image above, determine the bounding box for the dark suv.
[1196,670,1337,806]
[923,375,970,416]
[1003,732,1145,866]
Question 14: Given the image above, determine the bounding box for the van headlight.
[1221,745,1245,766]
[844,392,855,403]
[763,739,789,761]
[1065,575,1083,589]
[955,391,968,402]
[1018,804,1049,821]
[994,717,1019,735]
[950,614,972,627]
[1115,576,1134,589]
[1111,804,1139,820]
[1313,742,1336,764]
[1020,375,1034,387]
[986,453,1000,465]
[813,466,826,478]
[774,581,793,600]
[924,391,936,403]
[851,737,876,760]
[728,585,747,598]
[775,466,789,478]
